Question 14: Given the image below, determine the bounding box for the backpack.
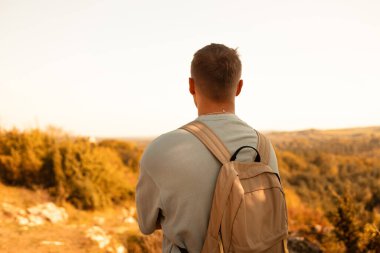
[180,120,289,253]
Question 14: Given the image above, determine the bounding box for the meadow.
[0,126,379,252]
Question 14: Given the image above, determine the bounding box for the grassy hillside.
[0,126,379,252]
[268,127,380,252]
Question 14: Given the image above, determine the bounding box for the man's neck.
[197,101,235,116]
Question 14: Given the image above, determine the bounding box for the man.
[136,43,280,252]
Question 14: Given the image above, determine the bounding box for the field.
[0,126,379,252]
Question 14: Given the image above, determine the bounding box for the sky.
[1,0,379,137]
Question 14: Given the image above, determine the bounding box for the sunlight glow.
[1,0,379,137]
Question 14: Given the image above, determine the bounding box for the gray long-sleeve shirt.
[136,113,279,253]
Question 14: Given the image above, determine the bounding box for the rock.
[122,207,137,224]
[105,244,125,253]
[116,245,125,253]
[27,202,68,223]
[93,216,106,225]
[40,241,64,246]
[124,216,136,224]
[313,224,322,233]
[2,202,68,227]
[26,214,45,226]
[122,207,136,218]
[18,209,27,216]
[287,236,323,253]
[113,226,129,234]
[2,203,23,217]
[85,226,126,252]
[16,215,30,226]
[106,245,125,253]
[129,207,136,217]
[106,246,114,253]
[85,226,111,249]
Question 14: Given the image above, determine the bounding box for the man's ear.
[235,79,243,96]
[189,78,196,95]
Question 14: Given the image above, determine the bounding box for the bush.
[0,128,137,210]
[99,139,142,172]
[123,231,162,253]
[328,188,380,253]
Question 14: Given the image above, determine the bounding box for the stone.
[313,224,322,233]
[27,202,68,223]
[40,241,64,246]
[124,216,136,224]
[85,226,111,249]
[129,207,136,217]
[122,207,136,218]
[2,203,23,217]
[116,245,125,253]
[27,214,45,226]
[2,202,68,227]
[16,215,29,226]
[93,216,106,225]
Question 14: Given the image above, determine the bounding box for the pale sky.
[1,0,379,137]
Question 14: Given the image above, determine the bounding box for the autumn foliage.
[0,126,379,251]
[0,127,141,210]
[271,127,380,252]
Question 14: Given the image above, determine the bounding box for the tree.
[328,190,362,253]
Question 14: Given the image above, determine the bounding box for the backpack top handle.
[230,145,261,162]
[181,120,270,165]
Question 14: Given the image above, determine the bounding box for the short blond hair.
[191,43,242,102]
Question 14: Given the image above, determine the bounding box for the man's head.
[190,43,242,104]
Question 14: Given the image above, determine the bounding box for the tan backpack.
[181,121,289,253]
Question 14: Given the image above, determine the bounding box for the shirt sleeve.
[136,157,162,235]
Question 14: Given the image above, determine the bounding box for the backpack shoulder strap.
[255,130,271,165]
[180,121,230,164]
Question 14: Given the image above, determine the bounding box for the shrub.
[123,231,162,253]
[99,139,142,172]
[0,128,136,210]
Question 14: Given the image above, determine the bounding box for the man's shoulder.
[145,128,191,152]
[140,128,198,167]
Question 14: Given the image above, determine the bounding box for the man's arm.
[136,160,162,234]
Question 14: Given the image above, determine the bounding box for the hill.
[268,126,380,252]
[0,126,379,252]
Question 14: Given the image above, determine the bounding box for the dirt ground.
[0,223,100,253]
[0,183,147,253]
